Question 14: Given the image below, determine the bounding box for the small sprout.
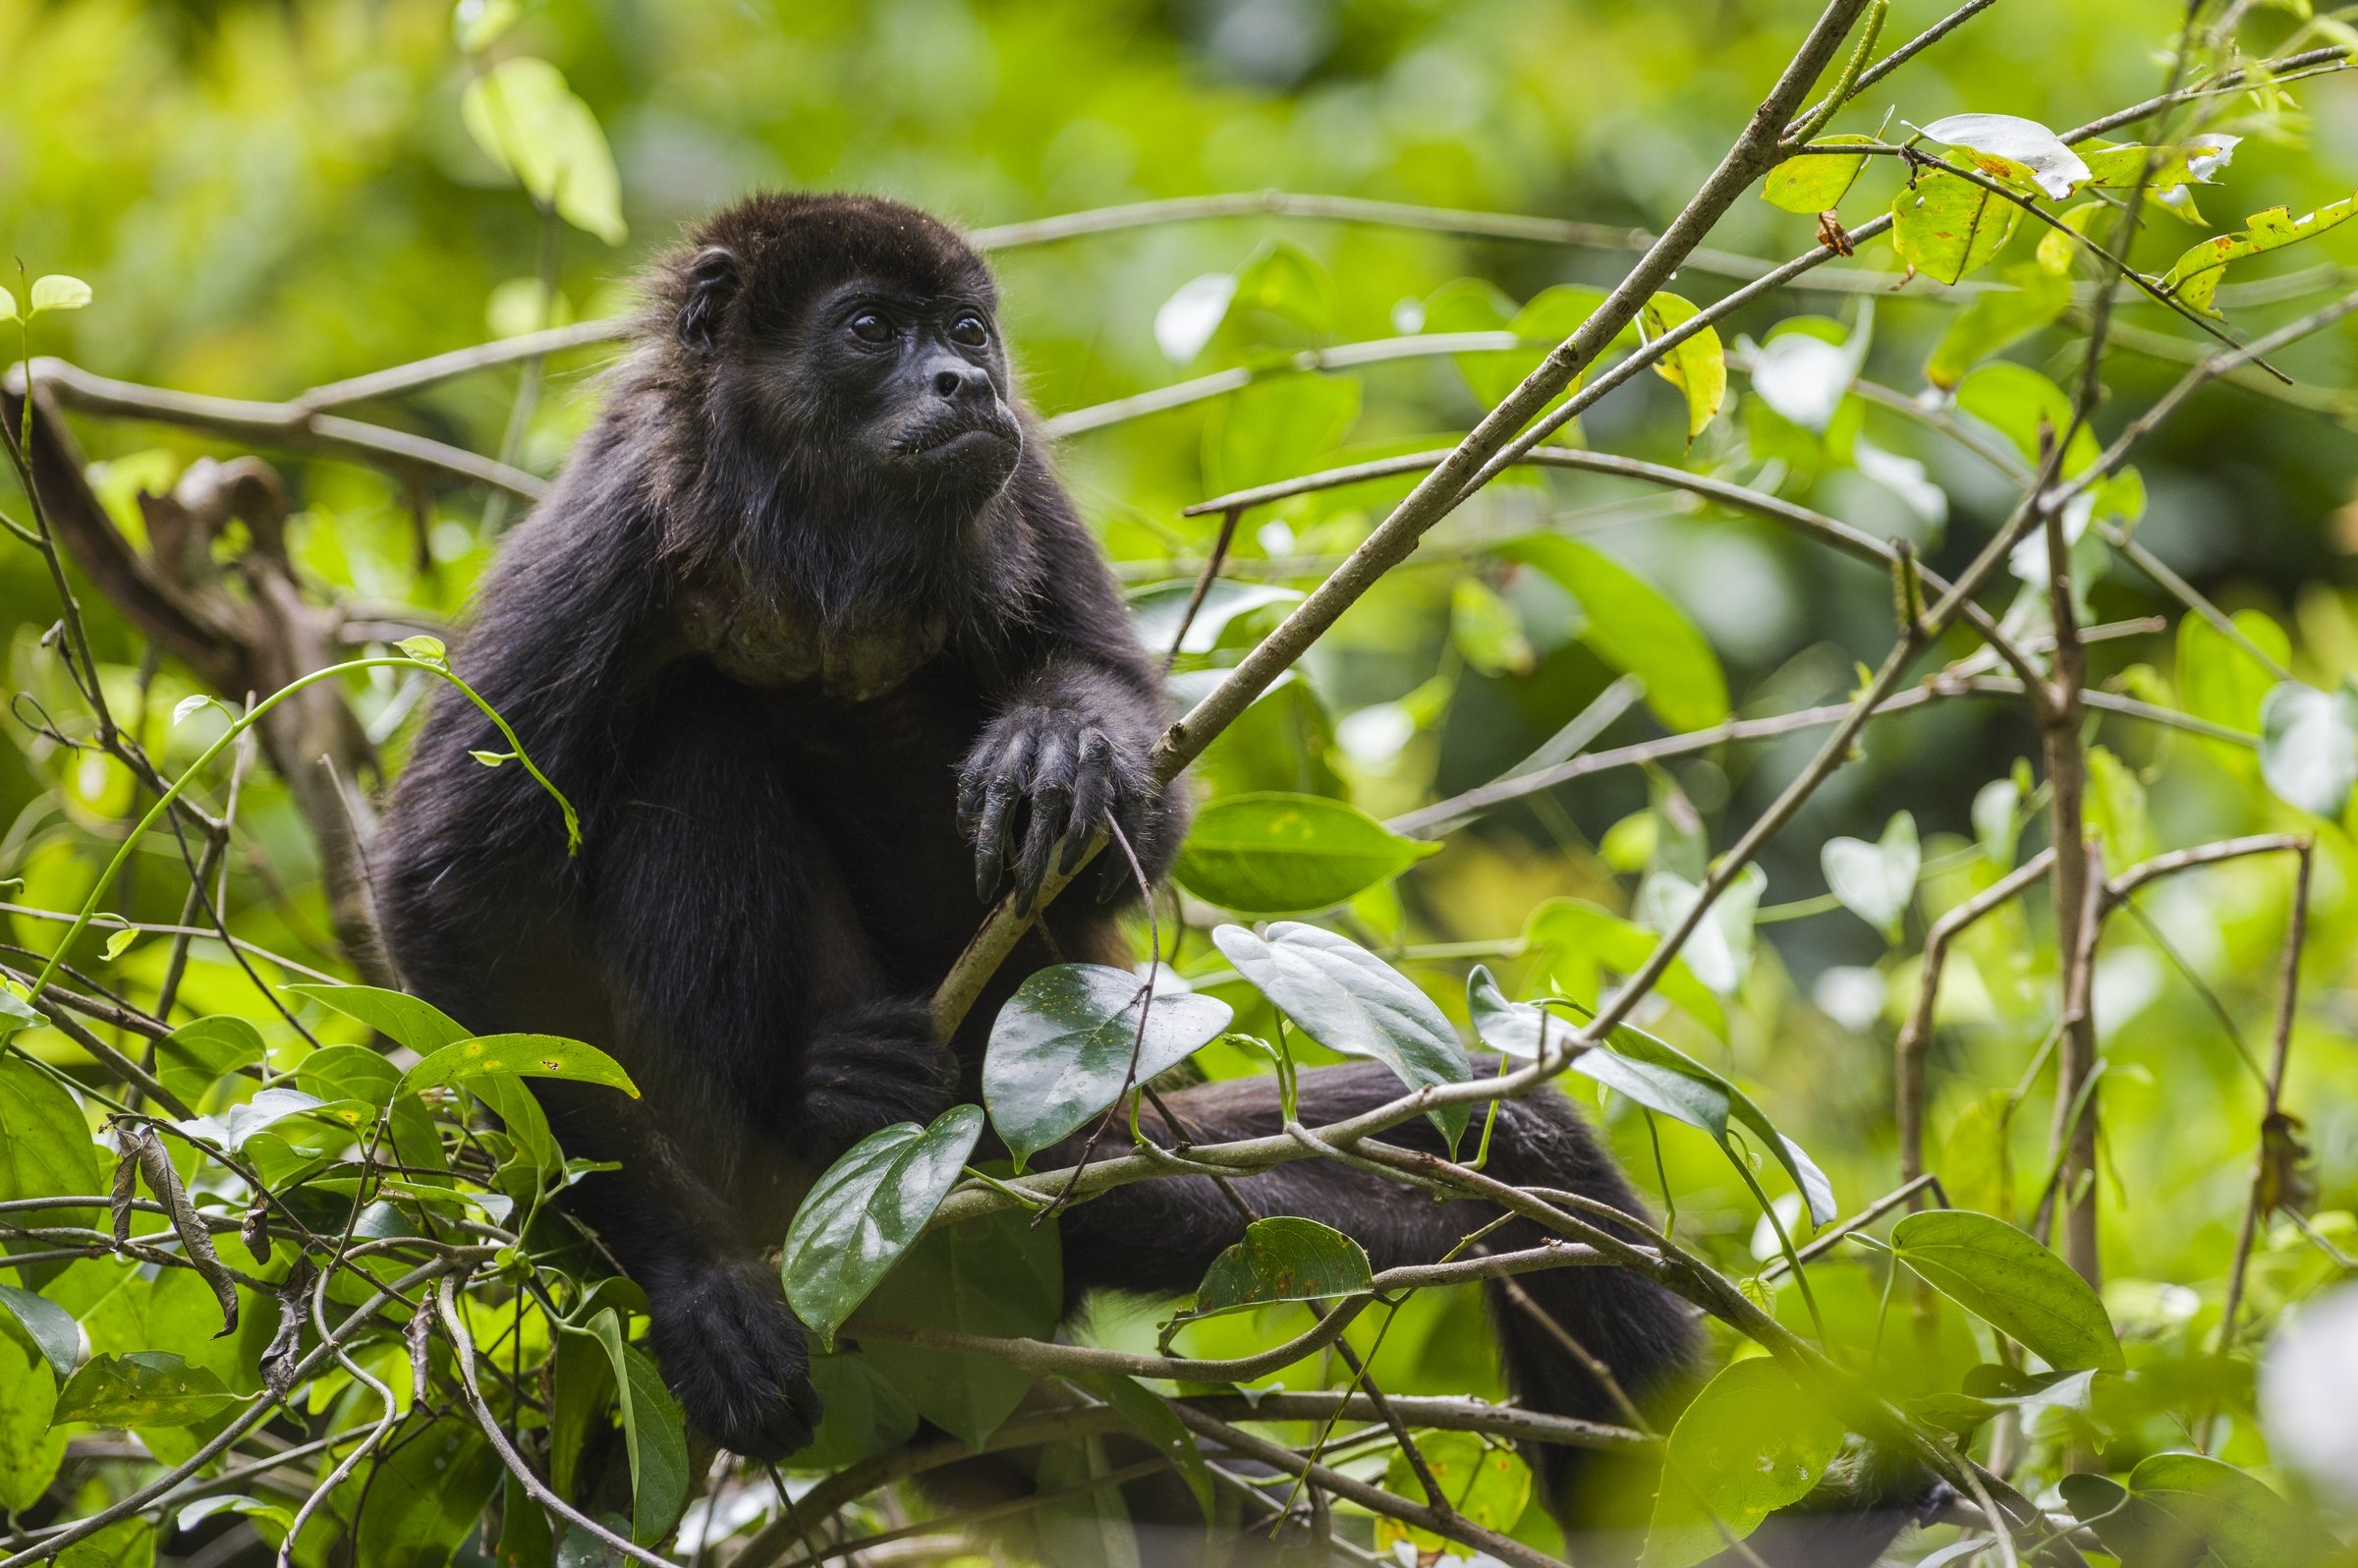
[171,694,228,728]
[468,750,515,768]
[397,635,449,668]
[29,275,93,314]
[101,927,139,963]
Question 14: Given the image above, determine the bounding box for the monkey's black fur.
[375,192,1935,1565]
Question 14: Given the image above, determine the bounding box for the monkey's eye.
[948,313,989,348]
[849,312,893,345]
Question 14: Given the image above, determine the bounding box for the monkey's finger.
[1014,731,1078,916]
[972,729,1035,901]
[1060,729,1115,875]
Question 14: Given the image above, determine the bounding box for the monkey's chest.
[676,581,949,703]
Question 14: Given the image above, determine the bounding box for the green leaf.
[460,57,628,244]
[2084,745,2155,866]
[2079,136,2240,190]
[453,0,522,53]
[1891,1210,2124,1372]
[1821,811,1920,939]
[0,1283,85,1380]
[781,1104,986,1348]
[1892,169,2023,285]
[858,1207,1060,1450]
[1466,965,1572,1061]
[1221,239,1333,347]
[1640,291,1724,441]
[2259,681,2358,819]
[1186,1216,1372,1323]
[1209,922,1471,1148]
[1641,1358,1846,1568]
[788,1353,921,1470]
[52,1351,239,1428]
[573,1310,688,1543]
[154,1016,264,1112]
[397,1033,639,1099]
[1449,576,1536,677]
[0,287,16,324]
[0,1056,105,1282]
[1376,1432,1533,1554]
[1127,579,1300,657]
[2037,199,2105,274]
[1919,113,2091,198]
[28,275,93,314]
[1035,1436,1144,1568]
[1634,865,1766,998]
[56,1518,153,1568]
[397,634,449,667]
[2162,192,2358,316]
[1926,263,2070,388]
[1764,137,1875,213]
[2176,609,2281,773]
[2061,1453,2338,1568]
[982,963,1233,1168]
[286,982,471,1053]
[1205,372,1359,494]
[1504,535,1729,732]
[1955,362,2097,473]
[1174,792,1437,918]
[0,1334,65,1511]
[1419,277,1521,406]
[294,1043,401,1109]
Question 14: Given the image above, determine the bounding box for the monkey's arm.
[959,464,1187,911]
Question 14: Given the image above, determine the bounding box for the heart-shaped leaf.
[1892,1210,2124,1372]
[1185,1216,1371,1324]
[1174,793,1436,918]
[1822,811,1920,939]
[1211,923,1471,1148]
[781,1105,985,1349]
[983,964,1232,1169]
[2259,681,2358,819]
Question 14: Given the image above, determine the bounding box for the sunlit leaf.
[460,57,628,244]
[28,275,93,314]
[1640,291,1724,440]
[1127,579,1300,657]
[780,1105,985,1348]
[1893,169,2023,285]
[1919,113,2091,198]
[396,1033,636,1099]
[1821,811,1920,940]
[2162,193,2358,316]
[285,982,470,1054]
[982,963,1231,1168]
[1764,137,1875,213]
[1174,792,1437,918]
[1891,1210,2125,1372]
[1153,273,1237,364]
[2259,681,2358,819]
[1641,1357,1845,1567]
[1750,318,1862,432]
[1376,1432,1532,1553]
[1210,922,1470,1148]
[1204,372,1360,494]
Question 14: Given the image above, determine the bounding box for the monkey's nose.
[932,364,990,401]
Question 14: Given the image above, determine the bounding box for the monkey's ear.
[675,247,739,356]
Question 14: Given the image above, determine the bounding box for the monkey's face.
[803,280,1024,503]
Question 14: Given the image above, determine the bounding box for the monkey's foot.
[646,1257,821,1459]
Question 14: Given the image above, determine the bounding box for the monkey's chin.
[886,424,1022,496]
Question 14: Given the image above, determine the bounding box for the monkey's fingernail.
[977,858,1003,904]
[1056,836,1088,875]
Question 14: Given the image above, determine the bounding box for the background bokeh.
[7,0,2358,1554]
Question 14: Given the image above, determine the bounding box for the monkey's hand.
[796,1000,960,1154]
[646,1256,821,1459]
[960,703,1153,915]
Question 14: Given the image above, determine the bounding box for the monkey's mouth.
[891,415,1021,462]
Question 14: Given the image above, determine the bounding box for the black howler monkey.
[375,192,1932,1565]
